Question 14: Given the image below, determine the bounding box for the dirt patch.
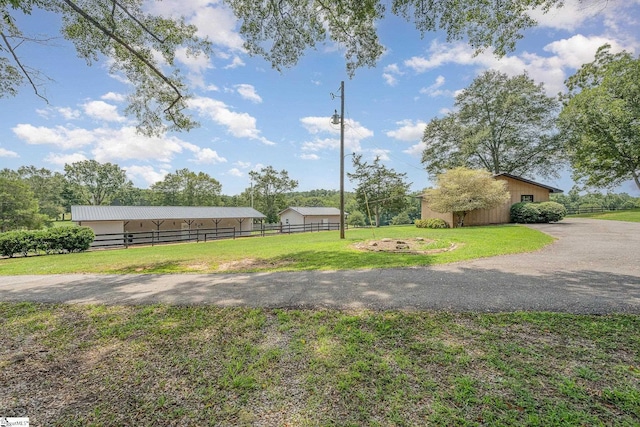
[216,258,294,272]
[353,237,457,254]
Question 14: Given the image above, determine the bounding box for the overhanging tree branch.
[60,0,182,122]
[1,31,48,102]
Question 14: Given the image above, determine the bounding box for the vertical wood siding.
[420,176,553,227]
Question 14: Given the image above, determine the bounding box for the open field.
[0,224,553,275]
[569,208,640,222]
[1,303,638,426]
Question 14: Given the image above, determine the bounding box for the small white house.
[278,207,341,226]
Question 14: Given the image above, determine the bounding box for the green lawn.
[1,303,638,426]
[569,208,640,222]
[0,224,553,275]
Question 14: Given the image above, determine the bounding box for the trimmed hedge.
[0,227,94,258]
[415,218,450,229]
[510,201,567,224]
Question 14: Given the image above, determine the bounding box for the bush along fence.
[0,227,94,258]
[92,222,342,249]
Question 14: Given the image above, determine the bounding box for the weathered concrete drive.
[0,218,638,313]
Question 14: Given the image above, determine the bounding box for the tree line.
[1,159,421,232]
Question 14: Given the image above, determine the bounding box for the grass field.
[1,303,638,426]
[0,224,553,275]
[569,208,640,222]
[2,223,637,425]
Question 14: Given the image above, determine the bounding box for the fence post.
[124,233,128,249]
[233,226,236,239]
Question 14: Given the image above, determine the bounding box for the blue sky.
[1,0,639,197]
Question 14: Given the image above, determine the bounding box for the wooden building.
[421,173,563,227]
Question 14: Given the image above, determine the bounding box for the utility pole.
[331,81,345,239]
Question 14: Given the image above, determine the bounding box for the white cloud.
[0,148,18,157]
[402,35,633,96]
[91,127,188,163]
[44,152,89,166]
[383,73,398,86]
[82,100,126,122]
[176,47,212,74]
[419,75,451,97]
[227,168,243,177]
[124,165,169,187]
[382,63,403,86]
[101,92,126,102]
[300,153,320,160]
[528,0,610,31]
[235,84,263,103]
[36,107,81,120]
[189,96,275,145]
[148,1,244,51]
[189,5,245,51]
[57,107,82,119]
[386,120,428,142]
[12,124,95,149]
[300,116,374,153]
[190,147,227,164]
[224,56,246,69]
[403,142,426,158]
[234,161,252,169]
[175,47,214,89]
[543,34,627,68]
[16,124,194,165]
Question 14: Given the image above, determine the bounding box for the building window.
[521,195,534,202]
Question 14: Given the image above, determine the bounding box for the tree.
[150,168,222,206]
[346,210,366,227]
[347,154,411,227]
[64,160,130,205]
[422,71,564,179]
[226,0,586,76]
[248,166,298,223]
[16,166,66,219]
[559,45,640,191]
[0,176,47,231]
[423,167,510,227]
[1,0,211,135]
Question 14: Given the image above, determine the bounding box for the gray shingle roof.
[71,206,266,221]
[279,207,341,216]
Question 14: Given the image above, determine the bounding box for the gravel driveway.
[0,218,638,313]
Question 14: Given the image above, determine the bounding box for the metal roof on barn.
[279,207,341,216]
[71,205,266,221]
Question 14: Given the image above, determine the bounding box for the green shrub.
[511,201,567,223]
[415,218,450,229]
[538,201,567,223]
[0,231,27,258]
[511,202,542,223]
[0,226,94,257]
